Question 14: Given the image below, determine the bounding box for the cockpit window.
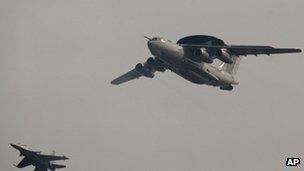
[151,37,167,42]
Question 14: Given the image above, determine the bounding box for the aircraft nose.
[147,40,152,47]
[147,40,159,50]
[147,40,163,56]
[147,40,156,53]
[147,40,153,50]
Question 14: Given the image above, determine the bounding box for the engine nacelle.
[192,48,213,63]
[135,63,154,78]
[135,63,143,71]
[220,85,233,91]
[146,57,165,72]
[154,65,166,72]
[146,57,154,66]
[216,49,233,64]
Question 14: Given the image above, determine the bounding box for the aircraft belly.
[215,73,235,85]
[203,65,236,85]
[177,70,209,84]
[157,55,205,84]
[180,59,218,85]
[159,50,183,65]
[29,155,47,169]
[156,50,183,72]
[156,50,219,85]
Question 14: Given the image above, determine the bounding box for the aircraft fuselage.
[11,144,60,171]
[147,37,237,86]
[111,35,301,90]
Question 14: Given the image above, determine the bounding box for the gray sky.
[0,0,303,171]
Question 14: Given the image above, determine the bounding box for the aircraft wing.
[181,44,301,56]
[15,157,31,168]
[111,69,141,85]
[38,154,69,161]
[111,57,166,85]
[228,45,301,56]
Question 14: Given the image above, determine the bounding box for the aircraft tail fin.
[219,56,241,76]
[50,150,55,165]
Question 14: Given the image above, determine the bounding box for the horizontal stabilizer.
[52,164,66,169]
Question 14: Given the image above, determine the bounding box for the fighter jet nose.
[10,144,22,150]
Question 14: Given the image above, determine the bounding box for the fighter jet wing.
[15,157,31,168]
[181,44,301,56]
[111,69,141,85]
[38,154,69,161]
[34,166,47,171]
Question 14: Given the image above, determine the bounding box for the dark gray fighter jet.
[111,35,301,90]
[11,144,68,171]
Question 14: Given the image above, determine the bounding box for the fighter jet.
[11,143,68,171]
[111,35,301,90]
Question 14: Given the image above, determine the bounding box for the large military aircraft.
[11,144,68,171]
[111,35,301,90]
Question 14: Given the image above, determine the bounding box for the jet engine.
[216,49,233,64]
[146,57,165,72]
[192,48,213,63]
[135,63,154,78]
[146,57,155,66]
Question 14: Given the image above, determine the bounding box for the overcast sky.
[0,0,303,171]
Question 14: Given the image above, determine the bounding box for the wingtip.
[110,80,117,85]
[110,79,120,85]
